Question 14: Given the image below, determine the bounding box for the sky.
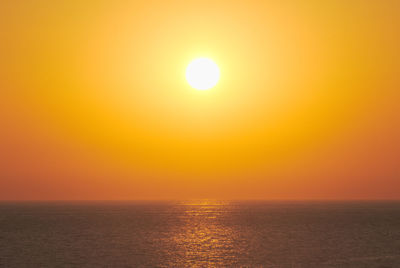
[1,0,399,200]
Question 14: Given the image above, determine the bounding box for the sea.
[0,201,399,267]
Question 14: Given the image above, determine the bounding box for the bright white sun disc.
[186,58,220,90]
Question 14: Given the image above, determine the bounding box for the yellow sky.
[1,0,399,200]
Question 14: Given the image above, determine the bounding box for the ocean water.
[0,201,399,267]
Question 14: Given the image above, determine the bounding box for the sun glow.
[1,0,399,201]
[186,58,220,90]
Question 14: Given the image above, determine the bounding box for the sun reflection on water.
[166,200,241,267]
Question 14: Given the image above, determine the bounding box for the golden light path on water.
[162,200,255,267]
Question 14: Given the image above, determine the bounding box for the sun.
[186,58,220,90]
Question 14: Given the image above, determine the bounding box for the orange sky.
[1,0,399,200]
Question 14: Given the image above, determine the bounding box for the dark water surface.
[1,201,400,267]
